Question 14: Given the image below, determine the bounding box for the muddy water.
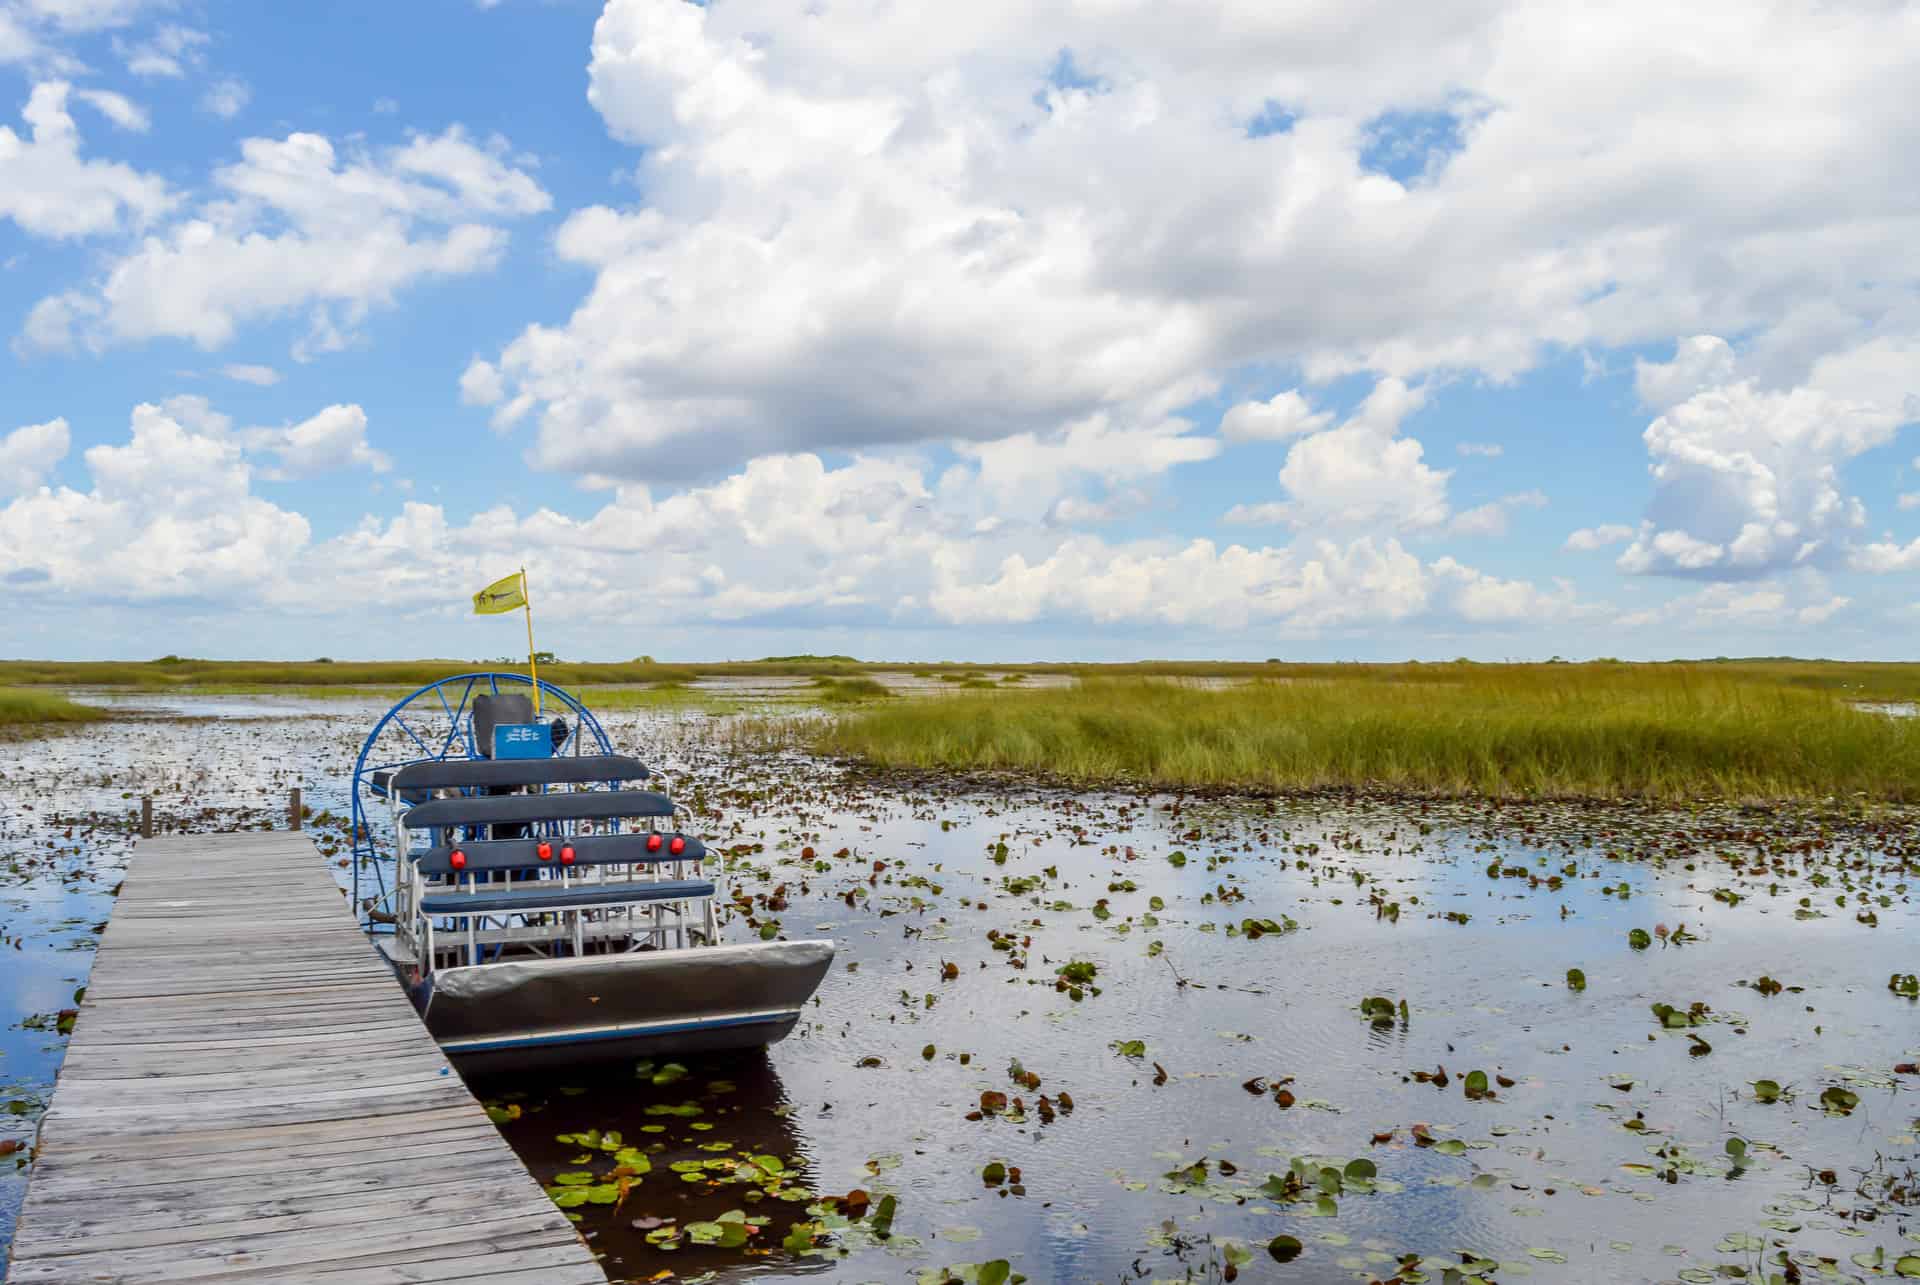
[2,698,1917,1285]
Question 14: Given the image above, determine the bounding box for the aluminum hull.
[392,939,835,1073]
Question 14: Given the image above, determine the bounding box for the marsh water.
[2,692,1917,1284]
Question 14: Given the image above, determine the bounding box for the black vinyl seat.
[402,790,674,830]
[392,754,649,792]
[420,879,715,915]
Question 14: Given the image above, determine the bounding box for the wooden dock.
[5,832,605,1284]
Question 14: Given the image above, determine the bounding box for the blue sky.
[1,0,1916,663]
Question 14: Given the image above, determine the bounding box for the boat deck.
[4,832,605,1284]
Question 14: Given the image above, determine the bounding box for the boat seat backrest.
[400,789,674,831]
[419,878,715,916]
[414,833,707,875]
[391,754,649,792]
[471,693,535,758]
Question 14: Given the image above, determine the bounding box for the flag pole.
[520,566,542,716]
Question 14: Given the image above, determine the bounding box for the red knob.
[449,849,467,870]
[536,842,552,861]
[669,835,685,856]
[559,845,576,866]
[646,833,663,853]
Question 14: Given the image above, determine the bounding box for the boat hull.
[413,939,835,1073]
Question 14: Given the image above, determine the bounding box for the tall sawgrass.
[817,670,1920,801]
[0,687,108,729]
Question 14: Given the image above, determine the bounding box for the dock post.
[289,786,302,831]
[140,796,152,839]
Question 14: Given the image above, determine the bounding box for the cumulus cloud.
[1634,335,1737,411]
[23,125,550,356]
[1220,390,1331,442]
[1264,377,1452,531]
[247,404,390,479]
[0,81,173,238]
[0,403,1572,642]
[0,417,68,494]
[464,0,1920,485]
[1564,522,1634,551]
[0,401,310,599]
[1614,337,1913,579]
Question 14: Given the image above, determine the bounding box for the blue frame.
[348,672,613,933]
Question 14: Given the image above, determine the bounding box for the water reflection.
[474,1053,839,1282]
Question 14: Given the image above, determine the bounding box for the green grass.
[810,675,896,704]
[816,668,1920,801]
[0,687,108,730]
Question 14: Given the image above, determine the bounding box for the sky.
[0,0,1916,664]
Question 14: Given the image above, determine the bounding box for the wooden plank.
[4,830,601,1284]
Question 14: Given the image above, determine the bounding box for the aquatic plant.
[816,669,1920,800]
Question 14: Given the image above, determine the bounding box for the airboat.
[349,673,834,1072]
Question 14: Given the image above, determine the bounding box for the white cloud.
[221,362,279,386]
[1456,442,1502,457]
[1221,502,1292,527]
[0,0,162,64]
[1898,492,1919,512]
[20,0,162,31]
[1564,522,1634,551]
[120,23,206,78]
[464,0,1920,487]
[929,533,1573,631]
[1446,488,1545,538]
[1613,578,1853,634]
[1850,536,1920,574]
[0,402,1579,645]
[247,404,389,479]
[1268,377,1452,531]
[1634,335,1737,411]
[1615,338,1912,578]
[1220,390,1331,442]
[72,86,147,131]
[0,401,310,599]
[943,410,1218,523]
[0,81,173,239]
[459,358,505,407]
[0,417,69,494]
[199,77,248,119]
[23,126,550,355]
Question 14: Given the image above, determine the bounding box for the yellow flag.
[472,571,527,615]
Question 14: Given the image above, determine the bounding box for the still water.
[2,695,1916,1283]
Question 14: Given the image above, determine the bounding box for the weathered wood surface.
[5,833,604,1284]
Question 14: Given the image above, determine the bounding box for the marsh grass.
[0,687,108,730]
[818,669,1920,801]
[810,675,895,704]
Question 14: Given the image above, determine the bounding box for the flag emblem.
[472,572,527,615]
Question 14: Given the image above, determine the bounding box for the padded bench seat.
[392,754,649,791]
[402,789,674,830]
[420,878,715,916]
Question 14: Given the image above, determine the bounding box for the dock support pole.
[140,796,152,839]
[289,787,302,832]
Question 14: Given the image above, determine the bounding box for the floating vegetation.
[5,693,1920,1284]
